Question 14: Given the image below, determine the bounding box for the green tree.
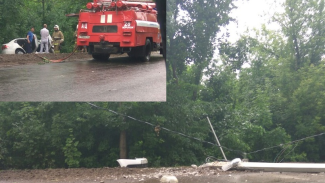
[273,0,325,70]
[63,129,81,168]
[0,0,89,52]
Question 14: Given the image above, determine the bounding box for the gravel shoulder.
[1,166,325,183]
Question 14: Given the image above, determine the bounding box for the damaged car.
[1,34,39,54]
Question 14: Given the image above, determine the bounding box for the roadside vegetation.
[1,0,325,169]
[0,0,89,53]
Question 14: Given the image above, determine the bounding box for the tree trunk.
[119,130,127,159]
[292,34,301,70]
[171,61,179,84]
[42,0,45,23]
[192,64,204,100]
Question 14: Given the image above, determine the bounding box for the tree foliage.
[1,0,325,169]
[0,0,89,52]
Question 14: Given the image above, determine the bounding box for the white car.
[1,34,39,54]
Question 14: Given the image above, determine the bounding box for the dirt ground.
[0,52,92,68]
[0,52,139,68]
[1,166,325,183]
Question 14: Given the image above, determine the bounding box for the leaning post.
[207,116,227,161]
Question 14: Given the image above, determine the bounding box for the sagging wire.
[206,156,217,163]
[278,142,299,163]
[86,102,243,154]
[245,132,325,155]
[86,102,325,158]
[205,156,227,163]
[274,144,290,163]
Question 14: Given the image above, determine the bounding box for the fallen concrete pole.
[116,158,148,168]
[236,162,325,173]
[202,159,325,173]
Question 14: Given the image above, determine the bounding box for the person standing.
[52,25,64,53]
[26,27,35,54]
[40,24,49,53]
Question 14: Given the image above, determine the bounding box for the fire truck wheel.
[141,39,151,62]
[92,54,110,60]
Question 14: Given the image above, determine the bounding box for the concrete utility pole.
[207,117,227,161]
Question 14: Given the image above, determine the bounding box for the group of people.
[26,24,64,54]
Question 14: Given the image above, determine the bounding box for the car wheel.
[141,39,151,62]
[15,49,25,54]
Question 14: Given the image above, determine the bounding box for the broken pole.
[207,116,227,161]
[203,159,325,173]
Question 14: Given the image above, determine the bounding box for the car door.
[32,34,39,52]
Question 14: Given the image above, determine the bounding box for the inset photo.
[0,0,166,102]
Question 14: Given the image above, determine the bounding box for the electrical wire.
[86,102,325,158]
[279,142,299,163]
[273,145,289,163]
[87,102,246,154]
[245,132,325,155]
[205,156,227,163]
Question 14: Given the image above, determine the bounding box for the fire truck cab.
[76,0,162,61]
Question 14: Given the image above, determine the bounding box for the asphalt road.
[0,53,166,101]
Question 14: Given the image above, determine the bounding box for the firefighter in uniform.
[52,25,64,53]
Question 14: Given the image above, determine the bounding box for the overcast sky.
[176,0,286,64]
[212,0,286,68]
[223,0,285,43]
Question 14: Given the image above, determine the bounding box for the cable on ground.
[34,45,79,63]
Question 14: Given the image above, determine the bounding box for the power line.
[86,102,325,157]
[86,102,229,147]
[245,132,325,155]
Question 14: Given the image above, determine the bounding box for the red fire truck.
[76,0,162,61]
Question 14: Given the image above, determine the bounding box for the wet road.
[0,53,166,101]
